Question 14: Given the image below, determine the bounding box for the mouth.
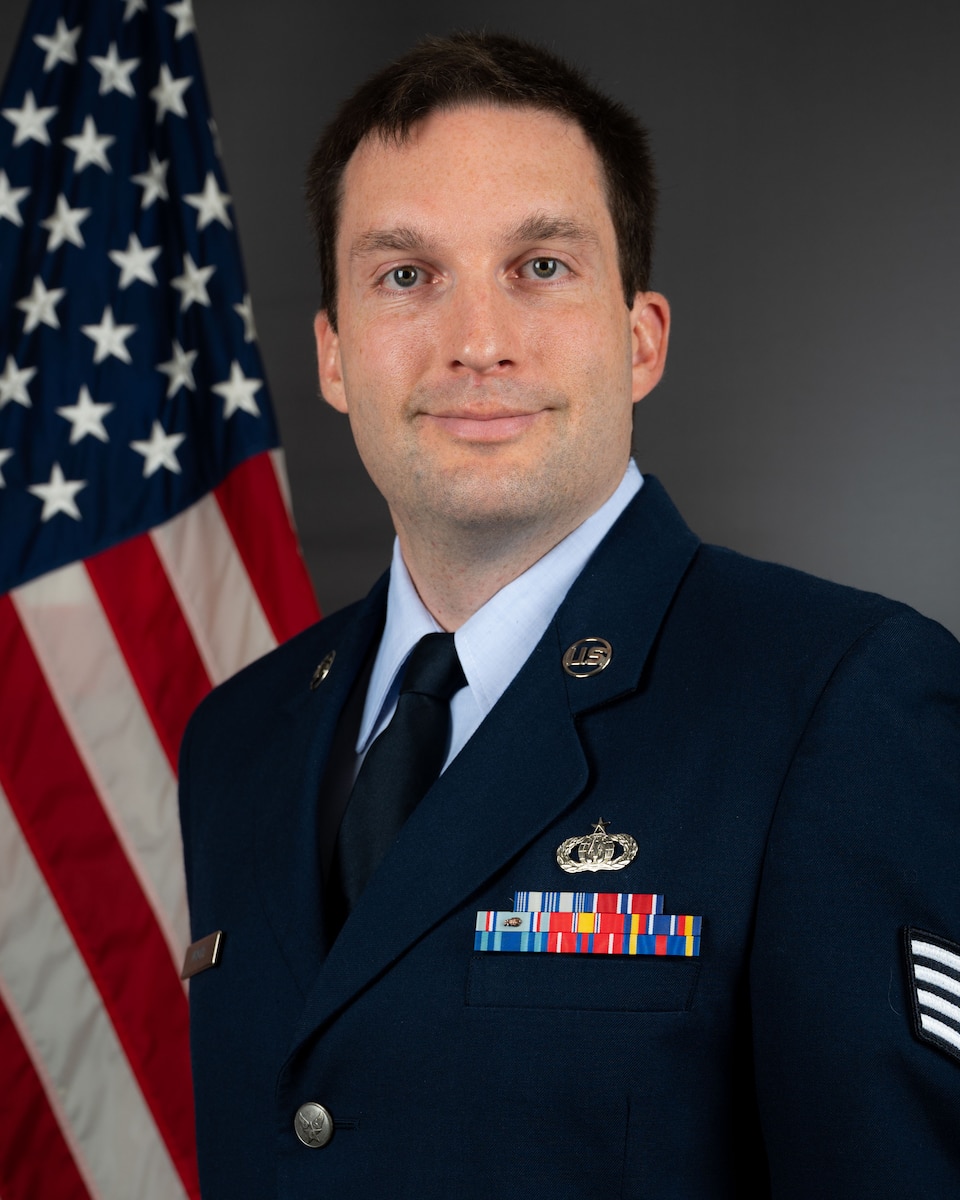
[420,406,548,443]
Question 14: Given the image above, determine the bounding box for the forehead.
[337,104,612,248]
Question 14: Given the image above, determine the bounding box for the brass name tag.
[180,930,223,979]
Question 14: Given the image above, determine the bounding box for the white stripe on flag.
[0,972,97,1200]
[10,565,188,966]
[920,1013,960,1054]
[911,938,960,976]
[915,963,960,1001]
[0,785,188,1200]
[151,490,276,685]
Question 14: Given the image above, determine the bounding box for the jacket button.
[294,1101,333,1148]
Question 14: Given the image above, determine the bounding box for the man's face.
[315,104,669,553]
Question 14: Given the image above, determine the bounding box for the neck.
[392,506,599,632]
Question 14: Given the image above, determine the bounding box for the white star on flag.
[149,64,192,122]
[184,171,232,230]
[89,43,140,97]
[131,152,169,208]
[41,193,91,251]
[212,361,262,419]
[171,251,214,310]
[233,294,257,343]
[27,462,87,521]
[0,447,13,487]
[123,0,147,19]
[81,305,137,363]
[109,233,161,288]
[33,18,82,73]
[56,386,114,444]
[131,421,186,476]
[63,115,115,173]
[0,170,30,226]
[16,276,66,332]
[2,90,58,147]
[0,356,36,410]
[156,339,198,397]
[164,0,196,40]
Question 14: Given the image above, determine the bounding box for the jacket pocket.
[466,952,699,1011]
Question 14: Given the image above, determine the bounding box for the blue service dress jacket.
[179,477,960,1198]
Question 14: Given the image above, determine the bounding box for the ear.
[314,310,348,413]
[629,291,670,404]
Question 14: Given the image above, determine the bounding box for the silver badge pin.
[557,818,638,873]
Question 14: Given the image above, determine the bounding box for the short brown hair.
[306,31,657,328]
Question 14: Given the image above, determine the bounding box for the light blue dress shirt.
[356,461,643,773]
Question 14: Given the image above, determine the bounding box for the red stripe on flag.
[86,534,213,770]
[0,597,200,1199]
[0,997,93,1200]
[214,453,320,641]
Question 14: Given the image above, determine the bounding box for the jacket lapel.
[254,576,387,995]
[287,476,700,1043]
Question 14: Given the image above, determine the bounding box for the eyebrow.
[349,214,600,261]
[505,214,600,249]
[350,227,425,260]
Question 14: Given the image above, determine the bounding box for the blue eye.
[387,266,419,288]
[525,257,567,280]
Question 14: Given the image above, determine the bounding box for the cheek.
[540,291,630,355]
[345,313,435,390]
[543,313,632,394]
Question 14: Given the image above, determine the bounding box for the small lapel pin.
[562,637,612,678]
[310,650,336,690]
[557,818,638,873]
[180,930,223,979]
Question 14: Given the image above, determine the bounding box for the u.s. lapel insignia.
[562,637,612,678]
[556,818,638,873]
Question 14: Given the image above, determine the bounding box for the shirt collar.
[357,461,643,753]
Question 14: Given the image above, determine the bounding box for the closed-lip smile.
[421,404,549,442]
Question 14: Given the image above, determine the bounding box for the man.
[179,32,960,1198]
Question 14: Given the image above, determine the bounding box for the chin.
[421,463,573,534]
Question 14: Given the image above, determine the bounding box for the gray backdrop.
[3,1,958,635]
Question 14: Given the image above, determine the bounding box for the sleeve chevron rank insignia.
[904,927,960,1064]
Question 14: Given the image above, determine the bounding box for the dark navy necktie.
[333,632,467,915]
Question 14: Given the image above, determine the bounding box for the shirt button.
[294,1101,333,1148]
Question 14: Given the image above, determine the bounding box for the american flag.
[0,1,320,1196]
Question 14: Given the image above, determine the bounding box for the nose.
[444,278,517,375]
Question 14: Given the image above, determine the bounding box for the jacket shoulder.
[692,540,943,640]
[654,540,960,710]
